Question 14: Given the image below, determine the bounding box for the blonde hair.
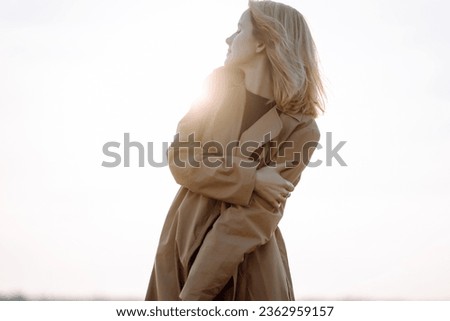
[248,0,325,117]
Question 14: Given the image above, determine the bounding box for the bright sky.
[1,0,449,300]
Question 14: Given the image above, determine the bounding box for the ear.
[255,41,266,54]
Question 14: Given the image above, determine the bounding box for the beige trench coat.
[145,67,320,301]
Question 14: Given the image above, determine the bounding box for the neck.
[240,56,273,100]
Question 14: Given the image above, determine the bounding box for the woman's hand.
[254,163,295,208]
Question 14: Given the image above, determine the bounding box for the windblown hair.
[248,0,325,117]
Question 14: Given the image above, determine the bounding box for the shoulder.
[198,66,246,108]
[280,111,320,142]
[204,66,245,90]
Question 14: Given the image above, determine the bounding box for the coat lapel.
[239,107,283,154]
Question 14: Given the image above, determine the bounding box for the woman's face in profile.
[224,10,260,68]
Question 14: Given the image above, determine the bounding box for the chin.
[224,58,238,67]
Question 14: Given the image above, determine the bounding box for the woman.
[145,0,324,300]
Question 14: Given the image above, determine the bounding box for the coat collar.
[238,106,313,154]
[239,107,283,153]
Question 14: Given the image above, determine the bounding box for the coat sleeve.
[167,68,257,206]
[167,134,257,207]
[179,125,320,301]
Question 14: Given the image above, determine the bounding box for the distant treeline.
[0,294,140,301]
